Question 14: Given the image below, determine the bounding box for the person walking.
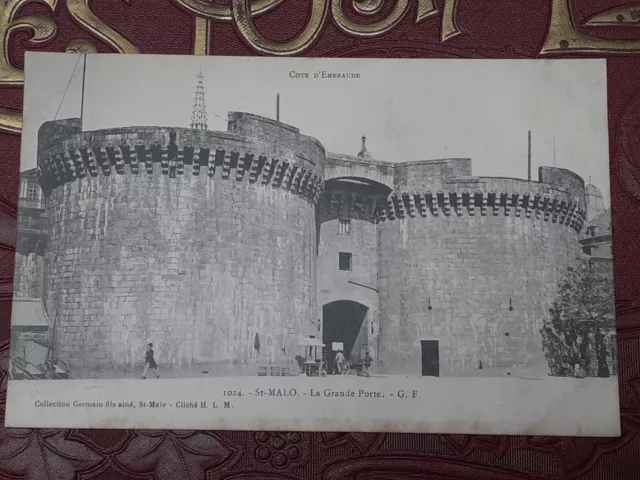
[141,343,159,379]
[335,350,345,375]
[363,352,373,377]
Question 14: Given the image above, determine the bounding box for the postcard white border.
[6,376,620,436]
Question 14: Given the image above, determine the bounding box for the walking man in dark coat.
[363,352,373,377]
[141,343,159,379]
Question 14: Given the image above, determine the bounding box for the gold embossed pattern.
[0,1,640,479]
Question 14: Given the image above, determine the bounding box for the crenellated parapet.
[377,190,587,232]
[37,128,325,204]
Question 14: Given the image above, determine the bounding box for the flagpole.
[527,130,531,181]
[80,53,87,127]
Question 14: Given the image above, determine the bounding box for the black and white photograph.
[6,53,619,436]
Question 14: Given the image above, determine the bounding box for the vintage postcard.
[6,53,619,436]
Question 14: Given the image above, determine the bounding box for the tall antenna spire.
[527,130,531,181]
[276,93,280,122]
[190,67,208,130]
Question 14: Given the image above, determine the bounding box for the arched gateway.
[322,300,371,370]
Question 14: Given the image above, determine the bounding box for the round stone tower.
[377,161,587,376]
[37,113,325,377]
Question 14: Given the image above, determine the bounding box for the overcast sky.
[22,53,610,203]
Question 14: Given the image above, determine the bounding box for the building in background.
[12,171,51,377]
[15,168,47,298]
[579,183,616,376]
[580,182,612,259]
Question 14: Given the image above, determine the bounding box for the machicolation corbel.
[282,164,294,189]
[455,192,463,216]
[248,155,261,183]
[273,160,286,187]
[416,194,427,217]
[480,192,487,216]
[63,153,76,181]
[503,193,511,216]
[71,149,85,179]
[261,158,274,185]
[489,192,498,216]
[542,196,551,221]
[468,193,476,216]
[441,192,451,216]
[386,197,395,220]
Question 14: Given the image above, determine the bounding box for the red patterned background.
[1,1,640,478]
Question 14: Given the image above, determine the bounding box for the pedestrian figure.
[335,350,345,375]
[342,359,350,375]
[363,352,373,377]
[141,343,159,379]
[320,354,328,377]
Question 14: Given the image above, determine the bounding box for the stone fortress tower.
[318,145,592,376]
[21,74,612,378]
[35,113,324,376]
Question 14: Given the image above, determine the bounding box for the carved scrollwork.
[66,0,140,54]
[0,0,59,87]
[172,0,285,21]
[231,0,330,55]
[540,0,640,55]
[584,3,640,27]
[192,0,458,56]
[193,17,213,56]
[0,109,22,134]
[173,0,286,55]
[65,38,99,54]
[331,0,412,37]
[0,0,60,133]
[353,0,385,15]
[331,0,459,41]
[440,0,462,41]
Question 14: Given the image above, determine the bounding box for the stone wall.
[377,169,586,375]
[37,118,82,157]
[538,166,585,203]
[39,114,325,377]
[228,112,325,173]
[393,158,472,191]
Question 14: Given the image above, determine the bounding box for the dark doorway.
[323,301,369,373]
[421,340,440,377]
